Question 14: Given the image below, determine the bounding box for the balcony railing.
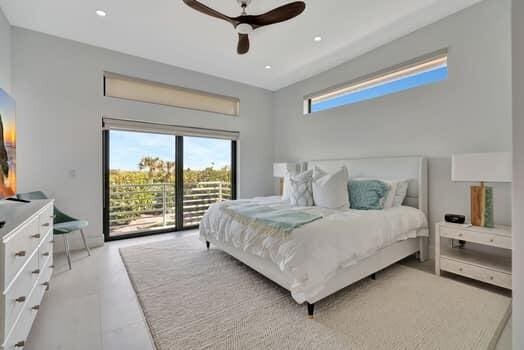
[109,181,231,235]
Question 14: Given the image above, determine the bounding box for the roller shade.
[102,118,240,140]
[104,72,240,116]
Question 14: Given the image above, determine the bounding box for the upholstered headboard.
[306,156,428,216]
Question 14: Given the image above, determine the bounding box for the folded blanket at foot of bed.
[220,201,322,236]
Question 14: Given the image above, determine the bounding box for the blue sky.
[312,66,448,113]
[110,130,231,170]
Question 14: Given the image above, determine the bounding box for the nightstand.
[435,222,512,289]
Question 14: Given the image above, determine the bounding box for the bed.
[200,156,429,317]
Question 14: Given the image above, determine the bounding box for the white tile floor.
[24,231,512,350]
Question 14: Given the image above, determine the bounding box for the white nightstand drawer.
[440,257,512,289]
[439,226,511,250]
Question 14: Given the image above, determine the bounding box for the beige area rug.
[120,236,511,350]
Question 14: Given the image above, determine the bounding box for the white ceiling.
[1,0,483,91]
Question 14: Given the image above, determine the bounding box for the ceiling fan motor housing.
[236,23,253,34]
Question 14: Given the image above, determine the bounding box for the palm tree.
[138,156,162,182]
[163,161,175,182]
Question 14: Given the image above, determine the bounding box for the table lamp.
[451,152,512,228]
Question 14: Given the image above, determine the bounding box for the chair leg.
[63,234,72,270]
[80,229,91,256]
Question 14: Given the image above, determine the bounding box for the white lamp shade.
[273,163,299,178]
[451,152,512,182]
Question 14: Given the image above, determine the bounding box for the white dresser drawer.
[439,226,511,250]
[2,307,30,350]
[38,231,54,272]
[4,251,39,340]
[440,257,512,289]
[38,206,54,239]
[4,221,39,285]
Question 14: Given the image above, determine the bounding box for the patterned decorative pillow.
[289,170,314,207]
[392,180,409,207]
[348,180,389,210]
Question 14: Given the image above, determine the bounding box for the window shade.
[104,72,240,116]
[102,118,240,140]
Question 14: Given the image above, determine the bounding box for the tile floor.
[24,231,512,350]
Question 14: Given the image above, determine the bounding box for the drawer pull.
[42,252,50,257]
[32,269,40,274]
[490,276,494,280]
[458,268,463,272]
[14,341,25,347]
[458,233,463,237]
[490,238,494,242]
[42,281,50,291]
[42,223,50,227]
[15,296,26,303]
[50,240,55,244]
[15,251,26,257]
[31,233,41,239]
[31,305,40,311]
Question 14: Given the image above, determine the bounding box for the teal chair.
[17,191,91,270]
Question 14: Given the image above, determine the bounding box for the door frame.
[102,130,237,242]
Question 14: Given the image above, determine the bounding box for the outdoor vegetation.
[109,156,231,231]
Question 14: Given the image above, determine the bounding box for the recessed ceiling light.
[95,10,107,17]
[265,65,272,70]
[314,36,322,42]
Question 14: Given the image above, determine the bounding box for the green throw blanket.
[220,201,322,236]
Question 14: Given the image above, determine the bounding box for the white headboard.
[306,156,428,216]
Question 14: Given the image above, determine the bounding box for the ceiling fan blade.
[237,34,250,55]
[182,0,239,26]
[239,1,306,28]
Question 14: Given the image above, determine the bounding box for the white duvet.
[199,196,428,303]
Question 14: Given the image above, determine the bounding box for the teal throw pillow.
[349,180,389,210]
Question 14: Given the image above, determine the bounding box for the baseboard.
[53,233,104,253]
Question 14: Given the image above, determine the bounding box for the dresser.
[435,222,512,289]
[0,200,54,349]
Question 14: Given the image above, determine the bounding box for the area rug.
[119,236,511,350]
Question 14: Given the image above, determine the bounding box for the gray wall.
[273,0,512,253]
[0,7,11,93]
[12,28,274,250]
[513,0,524,347]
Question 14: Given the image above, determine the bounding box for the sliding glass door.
[103,128,236,241]
[105,130,177,238]
[183,137,233,228]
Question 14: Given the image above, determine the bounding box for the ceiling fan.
[182,0,306,55]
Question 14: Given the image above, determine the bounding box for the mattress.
[200,196,428,302]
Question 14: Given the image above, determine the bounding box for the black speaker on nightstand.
[444,214,466,224]
[445,214,467,248]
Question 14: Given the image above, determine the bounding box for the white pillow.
[282,174,294,201]
[288,170,314,207]
[354,178,409,209]
[312,166,350,209]
[391,180,409,207]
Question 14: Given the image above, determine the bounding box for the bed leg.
[418,237,428,262]
[206,241,210,250]
[370,273,376,280]
[307,302,315,319]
